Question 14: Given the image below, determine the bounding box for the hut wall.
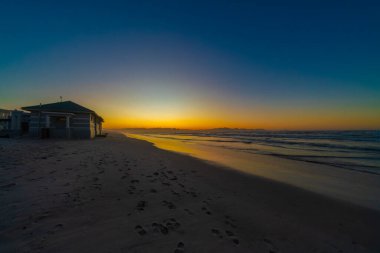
[28,112,94,139]
[29,112,46,137]
[71,113,92,139]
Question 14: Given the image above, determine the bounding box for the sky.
[0,0,379,130]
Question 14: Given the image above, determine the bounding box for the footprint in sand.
[211,228,224,239]
[136,201,146,211]
[162,201,176,209]
[211,228,239,245]
[151,218,181,235]
[224,215,237,228]
[174,242,185,253]
[128,186,136,194]
[201,206,212,215]
[135,225,147,235]
[54,224,64,230]
[152,222,169,235]
[164,218,181,230]
[225,230,239,245]
[171,190,180,196]
[183,190,198,197]
[263,238,278,253]
[184,208,194,215]
[190,192,198,197]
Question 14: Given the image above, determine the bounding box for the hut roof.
[22,101,103,121]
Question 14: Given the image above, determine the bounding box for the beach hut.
[0,109,12,132]
[0,109,30,137]
[22,101,104,139]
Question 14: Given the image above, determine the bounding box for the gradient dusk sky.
[1,1,379,130]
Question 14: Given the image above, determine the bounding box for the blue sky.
[1,0,379,129]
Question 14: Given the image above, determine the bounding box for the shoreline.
[123,131,380,211]
[125,133,380,217]
[1,132,379,252]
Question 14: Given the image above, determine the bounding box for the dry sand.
[0,132,379,252]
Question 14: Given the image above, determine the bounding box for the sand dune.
[0,132,379,252]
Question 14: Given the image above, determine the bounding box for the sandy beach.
[1,132,379,253]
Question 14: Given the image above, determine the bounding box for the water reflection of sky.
[131,133,380,171]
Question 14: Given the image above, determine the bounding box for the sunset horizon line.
[114,126,380,131]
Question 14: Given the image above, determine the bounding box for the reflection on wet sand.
[125,132,380,210]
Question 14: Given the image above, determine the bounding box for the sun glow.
[100,101,380,130]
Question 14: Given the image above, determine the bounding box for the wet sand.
[1,132,379,252]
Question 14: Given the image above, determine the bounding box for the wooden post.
[46,115,50,128]
[66,116,70,138]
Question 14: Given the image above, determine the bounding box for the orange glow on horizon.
[94,96,380,130]
[102,110,380,131]
[3,89,379,131]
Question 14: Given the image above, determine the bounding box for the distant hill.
[122,127,266,134]
[206,128,266,132]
